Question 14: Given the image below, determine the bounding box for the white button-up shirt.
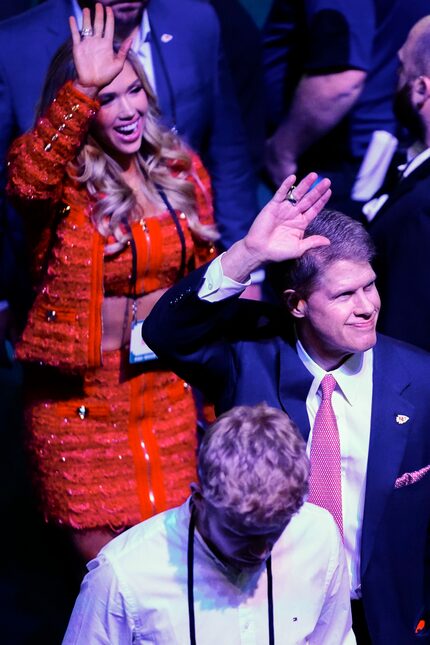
[63,500,354,644]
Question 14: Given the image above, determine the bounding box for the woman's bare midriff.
[101,288,168,351]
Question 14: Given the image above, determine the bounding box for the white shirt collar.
[296,339,373,407]
[134,9,151,49]
[398,144,430,178]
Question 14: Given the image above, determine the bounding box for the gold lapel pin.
[161,33,173,43]
[395,414,409,424]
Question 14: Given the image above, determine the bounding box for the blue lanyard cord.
[157,187,187,281]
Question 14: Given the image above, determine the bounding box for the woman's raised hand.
[69,3,132,95]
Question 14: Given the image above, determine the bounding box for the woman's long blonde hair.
[38,42,218,252]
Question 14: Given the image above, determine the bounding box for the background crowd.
[1,0,430,643]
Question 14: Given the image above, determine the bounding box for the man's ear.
[412,75,430,109]
[283,289,307,319]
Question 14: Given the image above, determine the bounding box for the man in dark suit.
[366,15,430,351]
[0,0,257,346]
[143,173,430,644]
[262,0,429,214]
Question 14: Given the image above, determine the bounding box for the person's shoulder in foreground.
[62,500,354,645]
[61,506,177,644]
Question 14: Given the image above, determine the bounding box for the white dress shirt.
[63,500,354,644]
[71,1,156,91]
[198,258,374,598]
[131,10,156,93]
[297,342,372,598]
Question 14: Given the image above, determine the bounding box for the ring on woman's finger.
[81,27,94,37]
[284,186,298,205]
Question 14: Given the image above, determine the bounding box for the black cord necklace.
[157,187,187,280]
[187,509,275,645]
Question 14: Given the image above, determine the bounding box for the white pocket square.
[395,464,430,488]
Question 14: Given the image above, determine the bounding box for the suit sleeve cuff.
[198,254,251,302]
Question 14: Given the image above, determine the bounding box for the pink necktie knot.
[320,374,337,400]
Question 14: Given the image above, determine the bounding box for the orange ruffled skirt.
[24,350,197,530]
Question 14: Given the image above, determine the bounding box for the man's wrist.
[199,254,250,302]
[221,239,263,282]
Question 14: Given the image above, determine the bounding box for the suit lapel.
[361,336,414,578]
[372,156,430,223]
[147,2,176,126]
[278,341,313,441]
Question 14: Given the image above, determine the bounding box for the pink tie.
[308,374,343,537]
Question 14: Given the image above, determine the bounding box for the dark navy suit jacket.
[0,0,257,304]
[368,156,430,352]
[143,264,430,644]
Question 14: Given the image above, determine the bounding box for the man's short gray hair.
[269,209,375,300]
[198,403,309,529]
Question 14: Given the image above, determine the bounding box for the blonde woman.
[7,3,217,560]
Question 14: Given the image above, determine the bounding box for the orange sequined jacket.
[7,82,214,373]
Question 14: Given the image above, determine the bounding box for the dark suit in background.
[262,0,430,211]
[210,0,265,172]
[368,157,430,351]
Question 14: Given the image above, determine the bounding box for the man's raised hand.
[220,173,331,283]
[243,173,332,265]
